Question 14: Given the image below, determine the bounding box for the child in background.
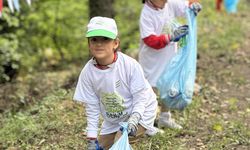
[139,0,202,134]
[73,16,158,150]
[216,0,223,11]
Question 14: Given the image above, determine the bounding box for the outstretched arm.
[85,103,101,150]
[189,0,202,16]
[143,25,189,49]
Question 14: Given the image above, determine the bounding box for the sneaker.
[158,112,183,129]
[145,126,165,137]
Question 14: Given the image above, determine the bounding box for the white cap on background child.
[86,16,118,39]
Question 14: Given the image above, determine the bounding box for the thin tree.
[88,0,115,18]
[88,0,115,58]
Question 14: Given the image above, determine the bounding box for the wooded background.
[0,0,139,83]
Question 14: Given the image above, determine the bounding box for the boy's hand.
[87,139,97,150]
[170,25,189,42]
[190,2,202,16]
[127,112,141,137]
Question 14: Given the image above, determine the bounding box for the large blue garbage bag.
[224,0,239,13]
[109,122,133,150]
[156,9,197,110]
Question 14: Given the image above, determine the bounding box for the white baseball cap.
[86,16,118,39]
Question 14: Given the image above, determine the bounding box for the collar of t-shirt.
[146,0,163,10]
[92,52,118,70]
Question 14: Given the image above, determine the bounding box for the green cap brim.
[86,29,116,39]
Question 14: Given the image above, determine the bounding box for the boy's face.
[151,0,167,9]
[88,36,119,63]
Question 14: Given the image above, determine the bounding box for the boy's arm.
[143,34,171,50]
[127,66,155,136]
[168,0,202,17]
[85,102,100,139]
[189,1,202,16]
[84,102,101,149]
[127,62,153,136]
[127,87,147,136]
[143,25,189,49]
[131,88,148,117]
[168,0,188,17]
[129,63,150,117]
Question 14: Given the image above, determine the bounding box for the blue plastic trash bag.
[156,9,197,110]
[224,0,239,13]
[109,122,133,150]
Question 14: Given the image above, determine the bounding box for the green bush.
[0,8,21,83]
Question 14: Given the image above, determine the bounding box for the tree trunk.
[88,0,115,19]
[88,0,115,58]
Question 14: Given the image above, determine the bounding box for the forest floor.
[1,4,250,150]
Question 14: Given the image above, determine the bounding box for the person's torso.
[138,1,186,86]
[88,52,148,123]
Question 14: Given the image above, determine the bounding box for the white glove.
[190,2,202,16]
[127,112,141,136]
[87,139,96,150]
[170,25,189,42]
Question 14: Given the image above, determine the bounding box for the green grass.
[1,0,250,149]
[198,1,246,56]
[0,89,87,149]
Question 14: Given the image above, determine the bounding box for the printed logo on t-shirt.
[100,92,127,119]
[115,80,121,88]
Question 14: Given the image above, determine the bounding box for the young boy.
[73,16,158,150]
[139,0,202,133]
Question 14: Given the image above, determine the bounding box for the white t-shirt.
[74,52,157,138]
[139,0,188,87]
